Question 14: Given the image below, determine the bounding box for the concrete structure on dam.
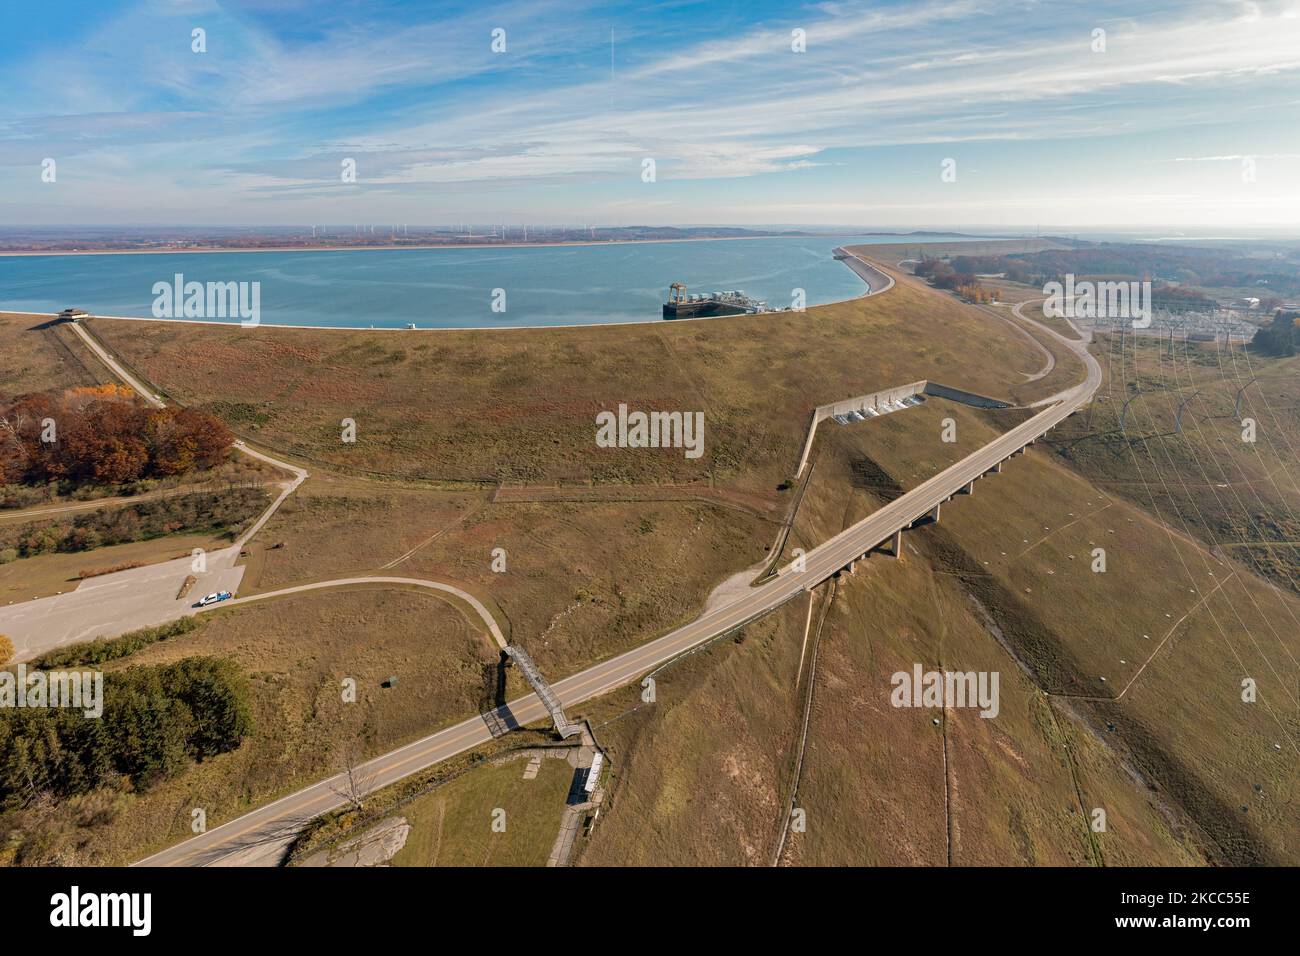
[833,246,896,296]
[794,379,1014,478]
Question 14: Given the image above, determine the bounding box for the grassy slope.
[1050,333,1300,595]
[82,255,1051,495]
[793,392,1298,864]
[387,756,570,867]
[765,405,1203,866]
[0,588,499,865]
[7,239,1292,866]
[0,313,107,396]
[576,601,808,866]
[237,471,775,680]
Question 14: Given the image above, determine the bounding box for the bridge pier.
[959,480,975,495]
[930,502,941,522]
[892,528,904,559]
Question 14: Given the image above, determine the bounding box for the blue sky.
[2,0,1299,229]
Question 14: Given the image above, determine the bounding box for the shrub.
[33,617,200,669]
[0,654,253,806]
[0,488,267,559]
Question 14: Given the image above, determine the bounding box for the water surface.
[0,234,976,329]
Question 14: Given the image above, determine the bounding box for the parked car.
[194,590,233,608]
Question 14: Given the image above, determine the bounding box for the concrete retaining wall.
[922,381,1013,409]
[793,379,1014,478]
[833,247,896,296]
[795,380,927,477]
[820,381,927,421]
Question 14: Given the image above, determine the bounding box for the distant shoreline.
[0,233,883,259]
[0,249,902,333]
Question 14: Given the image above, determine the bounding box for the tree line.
[0,487,267,563]
[0,657,253,808]
[1252,311,1298,357]
[0,385,233,488]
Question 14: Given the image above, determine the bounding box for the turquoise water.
[0,234,972,329]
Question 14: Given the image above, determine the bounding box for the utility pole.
[1175,391,1199,434]
[1234,377,1258,418]
[1120,390,1143,436]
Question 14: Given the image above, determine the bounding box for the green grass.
[387,755,571,866]
[0,588,502,865]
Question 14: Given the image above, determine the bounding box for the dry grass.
[0,313,107,396]
[576,600,808,866]
[239,472,776,679]
[1049,333,1300,594]
[387,755,571,867]
[0,587,500,865]
[9,240,1289,866]
[785,388,1299,864]
[82,250,1056,497]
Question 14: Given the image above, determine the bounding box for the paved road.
[834,246,896,296]
[65,321,310,537]
[0,441,305,663]
[137,269,1102,867]
[973,301,1055,382]
[67,320,167,409]
[218,576,507,650]
[0,325,310,662]
[0,552,247,662]
[1010,299,1096,407]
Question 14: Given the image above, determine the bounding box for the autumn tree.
[0,388,233,488]
[147,407,233,476]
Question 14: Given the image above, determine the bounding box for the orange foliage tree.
[0,388,233,487]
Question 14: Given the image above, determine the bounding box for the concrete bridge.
[831,437,1030,576]
[131,252,1102,868]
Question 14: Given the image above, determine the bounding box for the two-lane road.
[138,297,1101,867]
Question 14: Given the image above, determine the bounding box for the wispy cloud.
[3,0,1300,225]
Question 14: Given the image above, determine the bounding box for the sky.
[2,0,1299,230]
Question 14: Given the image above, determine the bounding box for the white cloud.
[5,0,1300,225]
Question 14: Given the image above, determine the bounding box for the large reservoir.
[0,234,975,329]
